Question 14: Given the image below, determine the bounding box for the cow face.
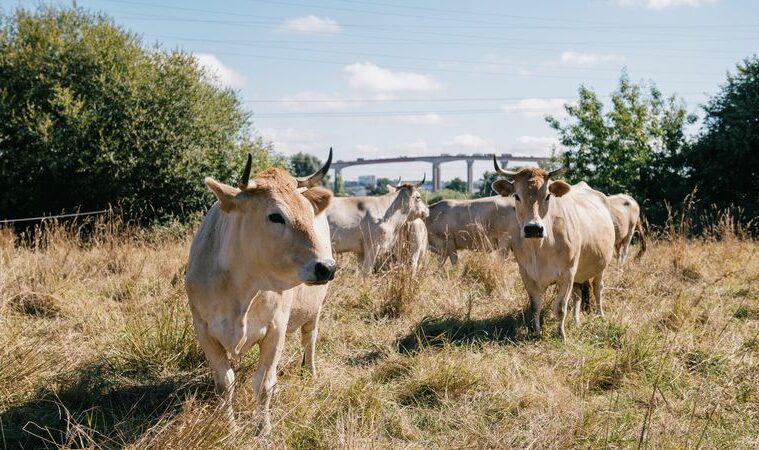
[389,175,430,220]
[491,160,570,240]
[205,151,337,288]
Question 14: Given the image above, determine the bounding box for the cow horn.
[391,177,402,189]
[415,173,426,188]
[238,153,253,189]
[548,167,568,179]
[493,155,518,177]
[296,147,333,188]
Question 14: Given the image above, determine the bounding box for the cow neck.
[378,191,410,232]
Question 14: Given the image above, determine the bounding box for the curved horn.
[415,173,426,188]
[238,153,253,189]
[548,167,568,179]
[297,147,333,188]
[493,154,518,177]
[391,176,403,189]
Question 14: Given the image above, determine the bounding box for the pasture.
[1,220,757,449]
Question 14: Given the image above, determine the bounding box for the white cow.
[608,193,647,266]
[185,151,335,433]
[425,196,518,265]
[327,178,429,274]
[491,157,616,340]
[394,218,428,274]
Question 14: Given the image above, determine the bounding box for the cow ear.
[205,177,241,212]
[302,187,333,215]
[491,179,514,197]
[549,180,571,197]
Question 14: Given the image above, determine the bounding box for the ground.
[1,222,757,449]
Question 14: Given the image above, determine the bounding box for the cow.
[185,150,335,434]
[425,196,518,265]
[608,193,647,266]
[326,177,429,275]
[285,210,332,377]
[393,218,428,274]
[491,156,616,340]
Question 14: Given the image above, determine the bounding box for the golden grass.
[1,220,758,449]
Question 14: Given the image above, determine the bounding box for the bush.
[0,6,278,223]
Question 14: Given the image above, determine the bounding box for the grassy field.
[1,220,758,449]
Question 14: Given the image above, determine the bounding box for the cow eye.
[513,194,521,202]
[268,213,285,224]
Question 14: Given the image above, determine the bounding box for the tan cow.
[394,218,428,274]
[285,210,332,377]
[327,178,429,274]
[425,196,518,265]
[608,193,646,266]
[185,151,335,433]
[491,157,615,339]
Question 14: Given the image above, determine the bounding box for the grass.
[1,218,758,448]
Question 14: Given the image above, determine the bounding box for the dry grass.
[1,219,758,449]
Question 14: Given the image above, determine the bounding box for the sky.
[2,0,757,183]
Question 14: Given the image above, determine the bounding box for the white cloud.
[258,128,325,155]
[279,91,354,111]
[397,113,445,125]
[615,0,716,9]
[355,144,381,155]
[452,134,490,148]
[474,55,531,76]
[279,15,340,33]
[512,136,559,157]
[503,98,571,118]
[560,51,625,67]
[194,53,246,89]
[344,62,443,92]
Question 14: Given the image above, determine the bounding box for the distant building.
[357,175,376,187]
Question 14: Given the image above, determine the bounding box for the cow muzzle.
[523,223,544,239]
[303,259,337,285]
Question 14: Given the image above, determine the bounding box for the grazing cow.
[285,211,332,377]
[608,194,647,266]
[425,196,518,265]
[185,150,336,433]
[327,178,429,274]
[491,157,615,339]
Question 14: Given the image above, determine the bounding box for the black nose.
[523,224,544,238]
[314,261,337,282]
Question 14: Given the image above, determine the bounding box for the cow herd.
[184,149,645,433]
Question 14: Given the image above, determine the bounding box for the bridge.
[331,153,549,193]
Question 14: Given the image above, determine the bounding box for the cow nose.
[523,223,544,238]
[314,260,337,282]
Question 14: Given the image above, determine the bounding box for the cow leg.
[571,284,582,325]
[193,318,236,429]
[618,233,633,267]
[360,243,377,276]
[300,319,318,377]
[591,272,606,318]
[252,326,286,435]
[552,273,574,340]
[521,275,543,333]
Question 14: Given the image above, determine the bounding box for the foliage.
[426,189,469,205]
[444,177,467,193]
[0,6,276,223]
[289,152,330,187]
[546,72,695,224]
[368,177,393,196]
[684,56,759,227]
[475,171,499,198]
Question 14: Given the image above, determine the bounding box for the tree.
[475,171,500,197]
[546,71,695,224]
[685,56,759,224]
[290,152,330,187]
[445,177,467,193]
[0,6,278,223]
[368,178,392,196]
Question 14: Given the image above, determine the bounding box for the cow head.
[491,156,570,239]
[389,175,429,220]
[205,149,337,287]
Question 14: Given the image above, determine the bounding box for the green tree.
[445,177,467,193]
[685,56,759,224]
[547,72,694,224]
[0,6,277,223]
[290,152,330,187]
[475,171,500,197]
[368,177,392,196]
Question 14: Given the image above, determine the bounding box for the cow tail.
[635,219,647,259]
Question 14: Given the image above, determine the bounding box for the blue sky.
[3,0,757,182]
